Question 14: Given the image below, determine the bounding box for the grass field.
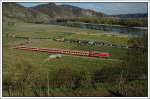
[3,22,131,96]
[3,22,129,44]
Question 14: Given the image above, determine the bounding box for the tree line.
[54,17,148,27]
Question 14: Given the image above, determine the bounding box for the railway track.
[64,54,122,62]
[12,45,122,61]
[13,45,111,58]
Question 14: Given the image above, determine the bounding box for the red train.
[89,52,111,58]
[14,46,111,58]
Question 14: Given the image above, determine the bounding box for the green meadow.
[3,22,147,97]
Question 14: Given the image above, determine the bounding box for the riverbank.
[50,21,148,36]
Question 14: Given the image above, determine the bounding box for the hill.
[2,2,147,27]
[111,13,148,19]
[30,3,104,19]
[2,2,104,23]
[2,2,50,23]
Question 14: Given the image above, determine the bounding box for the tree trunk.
[8,85,12,96]
[21,84,25,96]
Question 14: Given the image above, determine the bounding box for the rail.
[13,46,111,58]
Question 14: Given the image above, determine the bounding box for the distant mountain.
[30,3,104,19]
[2,2,105,23]
[2,2,50,23]
[2,2,29,21]
[60,4,82,10]
[2,2,147,25]
[111,13,148,19]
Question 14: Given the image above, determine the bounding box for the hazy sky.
[18,2,148,15]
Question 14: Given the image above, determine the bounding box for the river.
[50,21,148,36]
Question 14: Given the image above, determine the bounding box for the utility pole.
[47,72,49,96]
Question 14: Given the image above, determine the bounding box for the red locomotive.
[89,52,111,58]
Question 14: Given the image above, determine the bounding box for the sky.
[18,2,148,15]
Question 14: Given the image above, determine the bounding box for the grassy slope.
[3,22,129,45]
[3,22,128,78]
[3,22,128,96]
